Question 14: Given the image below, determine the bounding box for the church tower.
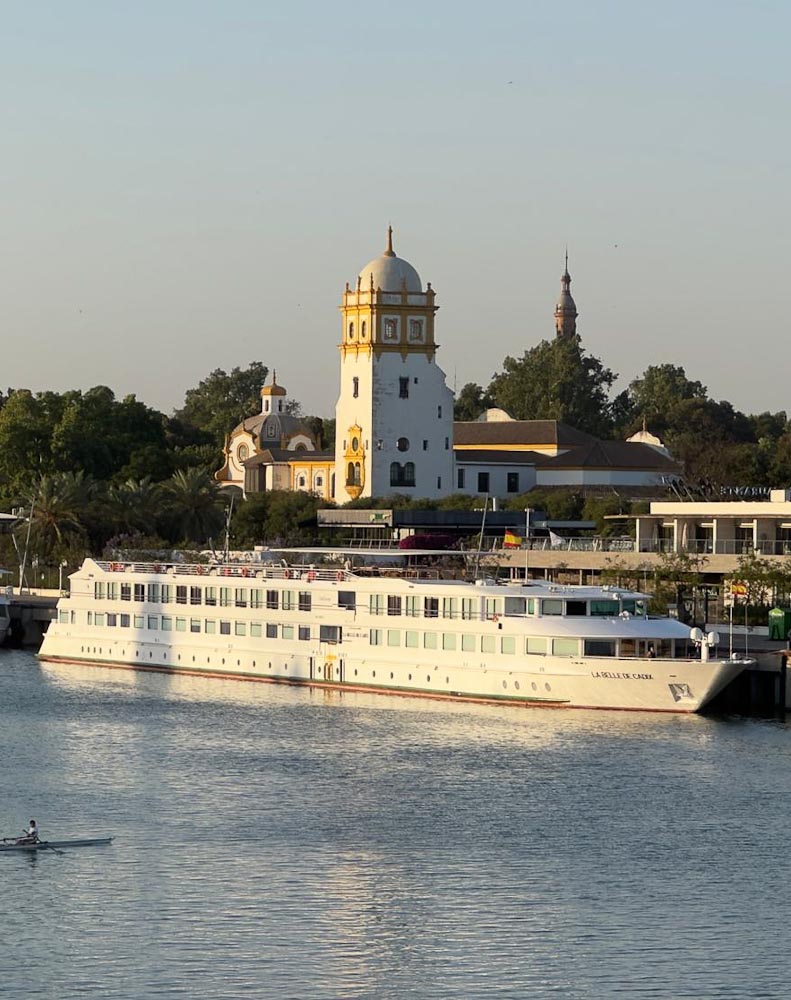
[554,252,578,338]
[334,229,454,501]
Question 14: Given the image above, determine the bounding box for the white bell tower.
[334,229,454,501]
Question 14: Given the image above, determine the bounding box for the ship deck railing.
[94,561,443,582]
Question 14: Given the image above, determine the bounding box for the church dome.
[358,227,422,293]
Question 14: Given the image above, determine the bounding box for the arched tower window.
[353,376,359,398]
[404,462,415,487]
[348,321,355,339]
[361,321,366,339]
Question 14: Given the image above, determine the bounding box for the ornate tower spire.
[554,251,578,338]
[384,225,395,257]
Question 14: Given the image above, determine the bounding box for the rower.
[17,819,39,845]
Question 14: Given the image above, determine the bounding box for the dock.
[5,591,58,647]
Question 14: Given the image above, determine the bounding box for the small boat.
[0,837,113,853]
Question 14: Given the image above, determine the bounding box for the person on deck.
[17,819,39,845]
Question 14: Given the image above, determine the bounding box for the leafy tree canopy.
[177,362,269,448]
[454,382,495,421]
[488,336,617,438]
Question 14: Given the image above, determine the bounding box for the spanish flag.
[503,530,522,549]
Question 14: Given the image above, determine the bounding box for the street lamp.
[59,560,68,595]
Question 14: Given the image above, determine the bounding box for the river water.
[1,648,790,999]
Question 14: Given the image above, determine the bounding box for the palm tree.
[108,477,163,535]
[163,468,225,544]
[21,471,95,563]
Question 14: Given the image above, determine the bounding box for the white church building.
[218,230,677,499]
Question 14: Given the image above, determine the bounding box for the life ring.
[284,569,291,580]
[241,567,249,578]
[222,567,230,577]
[196,565,204,576]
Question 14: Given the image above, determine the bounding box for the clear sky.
[3,1,789,421]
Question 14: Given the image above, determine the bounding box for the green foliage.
[230,490,329,548]
[162,468,227,546]
[489,336,617,437]
[176,362,269,448]
[454,382,495,421]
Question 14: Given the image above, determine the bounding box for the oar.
[37,841,65,856]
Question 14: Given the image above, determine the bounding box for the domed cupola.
[554,252,578,338]
[357,226,423,293]
[260,371,288,414]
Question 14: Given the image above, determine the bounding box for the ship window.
[424,597,439,618]
[204,587,216,606]
[405,596,420,617]
[590,600,619,617]
[107,613,117,627]
[87,612,92,625]
[191,619,201,633]
[622,599,647,617]
[461,598,475,620]
[205,620,216,634]
[387,630,400,647]
[320,625,341,643]
[176,618,186,632]
[282,625,294,639]
[461,634,475,651]
[298,592,312,612]
[121,584,132,602]
[370,594,385,615]
[566,601,587,616]
[481,635,495,653]
[190,587,201,606]
[220,621,231,635]
[388,595,402,616]
[134,584,145,602]
[220,587,232,607]
[299,626,310,641]
[553,637,578,656]
[108,583,119,601]
[282,591,294,611]
[94,582,106,600]
[161,616,172,631]
[541,599,563,616]
[504,597,527,617]
[134,615,145,628]
[584,639,616,656]
[485,599,501,619]
[370,629,383,646]
[176,586,187,605]
[338,591,356,611]
[148,616,158,630]
[121,615,131,628]
[442,598,457,619]
[160,585,171,604]
[423,632,437,649]
[266,624,277,639]
[250,589,263,609]
[442,633,456,651]
[251,623,262,637]
[501,636,516,654]
[405,630,419,648]
[95,613,106,626]
[235,622,246,636]
[59,610,69,623]
[266,589,279,609]
[526,637,546,654]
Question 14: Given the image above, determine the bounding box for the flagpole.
[524,507,531,583]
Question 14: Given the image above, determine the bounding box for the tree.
[454,382,495,421]
[624,364,707,436]
[23,471,96,562]
[163,468,226,544]
[177,362,269,448]
[488,336,617,437]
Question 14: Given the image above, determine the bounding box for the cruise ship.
[38,557,749,713]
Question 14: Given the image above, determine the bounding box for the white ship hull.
[40,559,746,714]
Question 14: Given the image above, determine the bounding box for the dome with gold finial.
[357,226,423,293]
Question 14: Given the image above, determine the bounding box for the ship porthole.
[372,670,376,678]
[515,681,520,690]
[531,682,537,691]
[426,675,431,683]
[545,683,551,691]
[502,680,507,689]
[391,672,394,680]
[408,673,412,681]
